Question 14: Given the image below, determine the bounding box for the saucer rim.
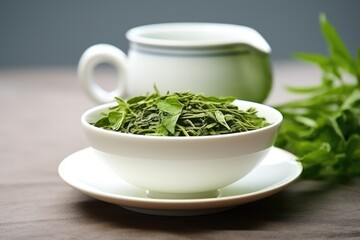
[58,147,302,211]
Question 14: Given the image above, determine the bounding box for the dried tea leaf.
[92,87,269,137]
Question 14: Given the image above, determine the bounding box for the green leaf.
[346,134,360,160]
[293,53,329,66]
[215,110,231,130]
[200,95,236,104]
[299,142,331,164]
[93,116,110,128]
[206,111,217,121]
[115,97,128,109]
[320,13,353,64]
[294,115,318,128]
[108,111,126,130]
[155,124,169,136]
[156,96,184,115]
[275,13,360,181]
[161,113,181,134]
[341,89,360,111]
[327,116,345,141]
[127,95,146,105]
[319,13,357,77]
[153,84,161,96]
[357,47,360,71]
[284,84,327,94]
[93,88,270,137]
[156,96,184,134]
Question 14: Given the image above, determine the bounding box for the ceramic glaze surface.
[58,147,302,215]
[81,100,283,197]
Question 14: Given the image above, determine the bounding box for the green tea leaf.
[127,95,147,105]
[108,111,126,130]
[156,96,184,115]
[155,124,169,136]
[115,97,128,109]
[93,116,110,128]
[92,86,269,137]
[215,110,231,130]
[200,95,236,103]
[153,84,161,96]
[161,113,181,134]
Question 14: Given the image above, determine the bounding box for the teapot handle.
[78,44,127,103]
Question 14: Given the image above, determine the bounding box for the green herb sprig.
[275,13,360,181]
[93,87,269,136]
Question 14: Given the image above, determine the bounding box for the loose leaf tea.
[93,88,270,136]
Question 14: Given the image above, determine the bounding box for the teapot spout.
[231,26,271,54]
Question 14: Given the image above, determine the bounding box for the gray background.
[0,0,359,68]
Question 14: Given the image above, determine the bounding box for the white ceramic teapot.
[78,23,272,103]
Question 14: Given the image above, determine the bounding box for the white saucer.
[58,147,302,216]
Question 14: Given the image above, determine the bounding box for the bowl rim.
[81,99,283,141]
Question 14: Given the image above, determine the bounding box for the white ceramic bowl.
[81,100,283,199]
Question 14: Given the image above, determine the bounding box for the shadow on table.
[75,180,338,232]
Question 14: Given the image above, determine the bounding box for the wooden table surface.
[1,62,359,239]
